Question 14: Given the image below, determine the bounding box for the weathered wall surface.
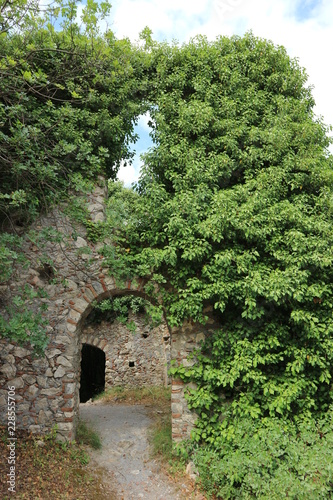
[170,313,219,441]
[0,181,210,442]
[0,181,110,439]
[82,313,170,390]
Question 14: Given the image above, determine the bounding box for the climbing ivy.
[109,34,333,427]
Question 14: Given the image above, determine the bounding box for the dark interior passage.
[80,343,105,403]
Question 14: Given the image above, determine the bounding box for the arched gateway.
[0,182,204,442]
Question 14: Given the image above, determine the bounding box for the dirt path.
[80,402,198,500]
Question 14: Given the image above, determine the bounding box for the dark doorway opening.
[80,344,105,403]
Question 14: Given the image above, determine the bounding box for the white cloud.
[117,160,140,186]
[137,112,153,132]
[109,0,333,131]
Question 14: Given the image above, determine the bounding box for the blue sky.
[93,0,332,184]
[294,0,322,21]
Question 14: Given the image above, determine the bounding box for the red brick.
[100,279,108,292]
[67,318,77,326]
[86,284,98,298]
[69,304,83,314]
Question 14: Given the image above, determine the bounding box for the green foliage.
[0,0,147,226]
[111,33,333,425]
[0,1,149,352]
[188,414,333,499]
[85,220,106,243]
[76,420,101,450]
[89,294,163,333]
[150,417,173,461]
[91,294,146,322]
[0,233,24,283]
[0,284,49,355]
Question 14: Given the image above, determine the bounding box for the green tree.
[108,33,333,427]
[0,0,148,350]
[0,0,147,227]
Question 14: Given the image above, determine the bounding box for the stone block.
[34,398,49,411]
[29,425,41,433]
[1,364,16,378]
[93,212,104,222]
[171,403,183,414]
[66,322,77,333]
[68,309,81,323]
[54,366,66,378]
[22,375,36,385]
[32,358,48,369]
[27,385,39,397]
[41,388,61,397]
[75,237,87,248]
[38,410,52,424]
[56,422,73,432]
[1,354,15,364]
[36,376,48,388]
[56,356,73,368]
[72,298,87,313]
[18,404,30,412]
[196,332,205,343]
[13,347,30,358]
[65,279,78,290]
[91,281,104,295]
[64,383,75,394]
[9,377,24,389]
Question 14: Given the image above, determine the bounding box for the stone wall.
[170,313,219,441]
[0,181,210,442]
[82,313,170,390]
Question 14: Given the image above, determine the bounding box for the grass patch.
[76,420,102,450]
[149,416,173,460]
[0,425,107,499]
[94,385,171,406]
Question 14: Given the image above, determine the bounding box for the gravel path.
[80,402,191,499]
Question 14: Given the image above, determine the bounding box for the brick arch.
[66,275,148,336]
[65,276,166,439]
[81,332,110,352]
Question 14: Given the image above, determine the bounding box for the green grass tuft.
[76,420,102,450]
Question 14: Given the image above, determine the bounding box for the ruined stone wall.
[170,311,219,442]
[0,180,210,442]
[0,180,109,439]
[82,313,170,389]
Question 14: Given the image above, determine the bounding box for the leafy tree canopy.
[0,0,147,227]
[106,33,333,428]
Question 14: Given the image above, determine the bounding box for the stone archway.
[0,181,203,443]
